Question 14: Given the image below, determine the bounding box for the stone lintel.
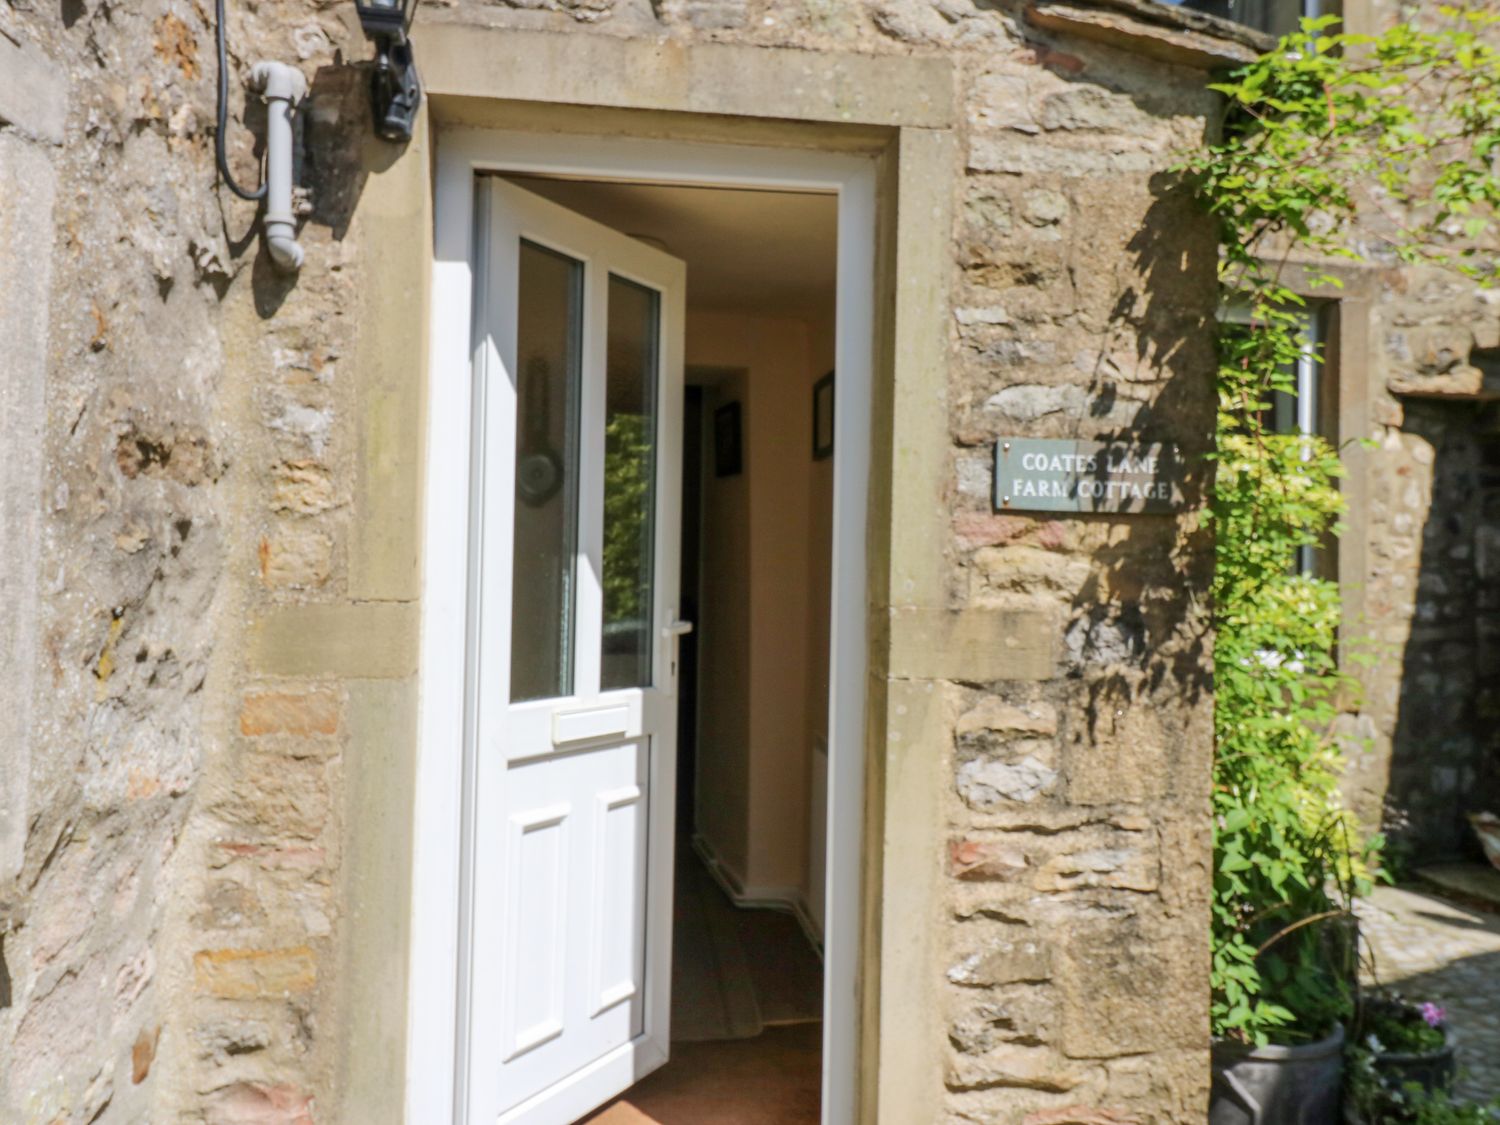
[1025,0,1270,70]
[1388,372,1500,401]
[417,23,955,128]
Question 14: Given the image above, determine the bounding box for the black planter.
[1363,1000,1457,1097]
[1211,1023,1346,1125]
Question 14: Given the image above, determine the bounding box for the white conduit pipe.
[249,61,308,274]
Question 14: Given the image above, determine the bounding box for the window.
[1223,302,1337,578]
[1157,0,1338,38]
[1271,310,1327,577]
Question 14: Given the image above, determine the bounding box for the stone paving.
[1354,883,1500,1103]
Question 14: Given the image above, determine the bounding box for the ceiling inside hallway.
[504,174,838,321]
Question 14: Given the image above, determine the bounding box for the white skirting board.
[807,736,828,943]
[690,833,825,957]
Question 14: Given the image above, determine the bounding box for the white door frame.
[412,127,876,1124]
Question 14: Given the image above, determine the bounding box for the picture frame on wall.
[714,401,743,477]
[812,370,834,461]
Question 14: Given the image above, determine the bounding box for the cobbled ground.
[1355,884,1500,1104]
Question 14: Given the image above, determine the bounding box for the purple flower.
[1419,1002,1446,1028]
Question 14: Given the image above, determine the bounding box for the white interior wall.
[689,308,834,924]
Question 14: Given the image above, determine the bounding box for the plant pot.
[1210,1023,1345,1125]
[1363,1001,1457,1097]
[1371,1039,1457,1098]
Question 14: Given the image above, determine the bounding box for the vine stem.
[1254,908,1351,960]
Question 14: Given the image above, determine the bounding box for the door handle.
[662,620,694,639]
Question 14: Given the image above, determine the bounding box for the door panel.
[588,780,647,1020]
[466,176,686,1125]
[501,800,570,1061]
[494,741,649,1112]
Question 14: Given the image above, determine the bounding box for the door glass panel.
[510,240,583,703]
[601,275,660,690]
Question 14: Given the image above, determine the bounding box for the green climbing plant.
[1181,8,1500,1045]
[603,412,654,626]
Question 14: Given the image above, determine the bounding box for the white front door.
[465,176,687,1125]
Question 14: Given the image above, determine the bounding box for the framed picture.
[812,370,834,461]
[714,401,743,477]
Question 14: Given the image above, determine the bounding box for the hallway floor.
[581,1022,822,1125]
[670,845,822,1041]
[583,847,824,1123]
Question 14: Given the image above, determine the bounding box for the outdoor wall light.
[354,0,422,143]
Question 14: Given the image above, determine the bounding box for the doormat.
[671,850,762,1042]
[670,848,825,1042]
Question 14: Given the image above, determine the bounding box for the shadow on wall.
[248,63,402,318]
[952,165,1220,819]
[1382,399,1500,866]
[1062,169,1219,711]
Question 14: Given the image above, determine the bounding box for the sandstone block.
[949,987,1056,1054]
[973,545,1092,599]
[196,879,268,930]
[951,823,1159,896]
[1058,926,1205,1058]
[1023,0,1264,69]
[270,461,339,515]
[264,395,334,457]
[1064,611,1145,671]
[888,605,1059,682]
[955,305,1012,327]
[870,0,954,43]
[964,189,1015,236]
[213,754,329,840]
[1021,1108,1142,1125]
[969,135,1156,177]
[196,1019,273,1063]
[968,74,1040,133]
[957,753,1059,807]
[193,946,316,999]
[949,932,1052,986]
[655,0,742,28]
[1022,189,1069,226]
[951,837,1029,880]
[1065,692,1169,806]
[953,512,1033,551]
[239,688,342,738]
[948,1042,1087,1093]
[986,383,1087,422]
[957,698,1059,738]
[1038,86,1139,132]
[1033,843,1158,894]
[258,528,333,589]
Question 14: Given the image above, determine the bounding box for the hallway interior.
[583,848,823,1124]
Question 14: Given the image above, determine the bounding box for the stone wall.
[1314,2,1500,870]
[0,0,1230,1121]
[1339,258,1500,866]
[0,0,375,1118]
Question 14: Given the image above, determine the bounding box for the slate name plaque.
[994,438,1185,514]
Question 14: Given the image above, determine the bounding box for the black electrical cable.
[214,0,265,201]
